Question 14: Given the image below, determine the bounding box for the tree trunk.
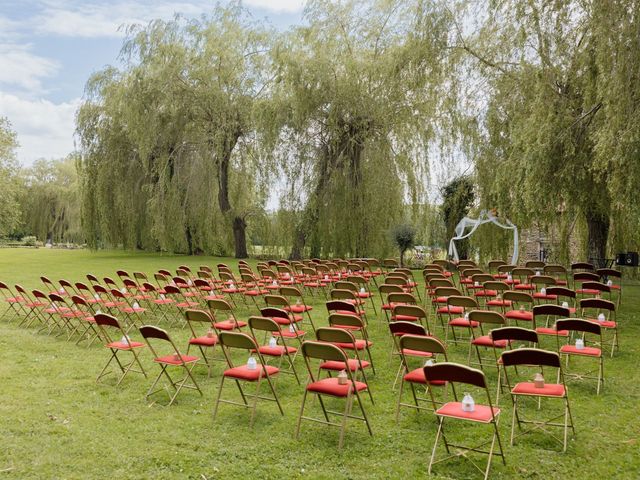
[232,216,248,259]
[400,248,405,267]
[289,228,306,260]
[585,210,609,266]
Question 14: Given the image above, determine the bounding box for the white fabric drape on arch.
[448,210,519,265]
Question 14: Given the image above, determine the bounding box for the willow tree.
[271,0,454,259]
[0,117,20,237]
[19,156,81,244]
[455,0,640,262]
[77,5,273,257]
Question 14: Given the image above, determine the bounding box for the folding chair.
[378,284,404,320]
[579,298,618,357]
[445,295,479,343]
[69,295,101,346]
[296,341,373,449]
[248,316,300,383]
[95,313,146,385]
[184,309,220,377]
[396,335,448,422]
[207,298,246,331]
[139,325,202,406]
[391,304,430,333]
[490,327,539,402]
[468,310,508,370]
[260,306,307,342]
[503,291,535,325]
[532,304,571,339]
[213,331,283,426]
[500,348,575,452]
[14,285,46,327]
[315,327,373,399]
[546,286,577,315]
[0,281,25,321]
[544,264,569,286]
[264,294,305,326]
[424,363,505,480]
[483,281,511,312]
[555,319,605,394]
[597,268,622,306]
[325,315,375,374]
[345,275,377,314]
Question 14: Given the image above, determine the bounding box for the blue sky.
[0,0,305,165]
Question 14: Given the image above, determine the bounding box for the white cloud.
[32,1,305,38]
[0,92,79,165]
[0,43,59,94]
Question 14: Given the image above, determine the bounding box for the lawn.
[0,249,638,479]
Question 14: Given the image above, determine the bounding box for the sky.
[0,0,305,166]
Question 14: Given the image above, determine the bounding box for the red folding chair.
[95,313,146,385]
[579,298,618,357]
[490,327,539,402]
[0,281,25,321]
[501,348,575,452]
[248,316,300,384]
[213,331,283,426]
[424,363,505,480]
[184,309,220,377]
[396,335,448,422]
[555,318,605,394]
[139,325,202,406]
[207,298,246,331]
[296,341,373,449]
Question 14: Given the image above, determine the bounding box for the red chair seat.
[436,402,500,423]
[610,285,621,290]
[155,354,199,365]
[474,290,497,297]
[512,381,565,397]
[586,319,616,328]
[306,377,367,397]
[122,306,146,313]
[285,304,312,313]
[448,317,479,328]
[401,348,433,358]
[320,359,370,371]
[269,315,302,325]
[334,339,373,350]
[257,345,297,356]
[336,309,365,316]
[535,327,569,336]
[189,335,218,346]
[505,310,533,321]
[5,296,23,303]
[404,367,446,385]
[433,296,449,304]
[471,336,508,348]
[486,299,512,307]
[391,314,419,322]
[273,329,306,338]
[221,287,246,294]
[332,324,361,331]
[106,341,145,350]
[437,306,464,314]
[533,293,558,300]
[356,292,371,298]
[560,345,601,357]
[176,301,199,308]
[244,289,267,296]
[224,364,279,380]
[576,288,600,295]
[214,319,247,330]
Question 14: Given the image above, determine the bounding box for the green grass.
[1,249,639,479]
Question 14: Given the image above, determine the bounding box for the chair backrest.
[388,321,427,337]
[574,272,600,283]
[259,307,290,321]
[163,285,181,295]
[378,284,404,295]
[546,286,576,299]
[468,310,505,325]
[500,348,560,368]
[248,316,281,333]
[280,286,303,297]
[530,275,556,287]
[503,290,534,304]
[330,289,357,301]
[301,340,349,363]
[326,300,358,314]
[597,268,621,280]
[580,281,610,293]
[497,264,517,274]
[571,262,595,272]
[399,334,446,356]
[423,362,487,388]
[95,312,120,328]
[387,292,417,305]
[140,325,171,341]
[184,309,213,324]
[207,298,233,312]
[328,313,364,329]
[471,273,494,284]
[334,281,358,292]
[219,331,258,350]
[433,286,461,298]
[556,318,601,336]
[579,297,615,312]
[446,295,478,309]
[490,326,538,344]
[316,326,355,345]
[532,304,570,318]
[482,281,509,292]
[487,260,506,271]
[264,294,289,308]
[512,267,534,279]
[525,260,545,269]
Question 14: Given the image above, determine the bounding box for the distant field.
[0,249,639,479]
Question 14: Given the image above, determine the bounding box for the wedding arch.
[448,210,519,265]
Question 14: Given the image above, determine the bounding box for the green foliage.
[390,223,417,266]
[19,156,82,244]
[0,117,21,237]
[441,175,474,259]
[454,0,640,261]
